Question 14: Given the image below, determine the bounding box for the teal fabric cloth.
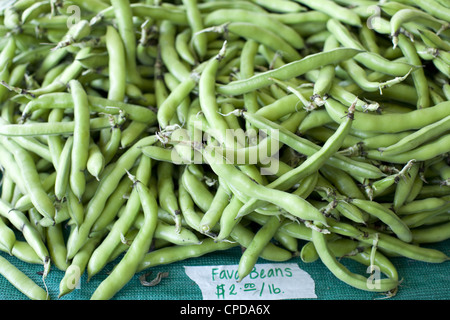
[0,238,448,300]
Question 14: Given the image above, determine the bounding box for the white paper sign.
[184,263,317,300]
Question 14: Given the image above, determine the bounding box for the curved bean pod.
[311,229,399,292]
[217,48,362,96]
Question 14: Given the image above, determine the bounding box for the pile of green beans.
[0,0,449,300]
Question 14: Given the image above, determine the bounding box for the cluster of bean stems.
[0,0,449,300]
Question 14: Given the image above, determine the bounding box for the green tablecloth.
[1,238,448,300]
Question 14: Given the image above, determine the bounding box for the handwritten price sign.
[184,263,317,300]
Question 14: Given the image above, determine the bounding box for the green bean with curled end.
[51,19,91,51]
[245,212,299,253]
[0,173,15,204]
[101,113,126,165]
[175,28,196,66]
[229,220,294,263]
[308,71,382,112]
[0,145,27,198]
[217,47,362,96]
[90,172,159,300]
[311,229,399,292]
[0,255,49,300]
[298,109,333,133]
[215,195,245,242]
[254,92,309,121]
[66,187,84,227]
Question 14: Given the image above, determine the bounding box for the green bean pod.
[0,255,49,300]
[90,174,159,300]
[312,229,399,292]
[217,48,362,96]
